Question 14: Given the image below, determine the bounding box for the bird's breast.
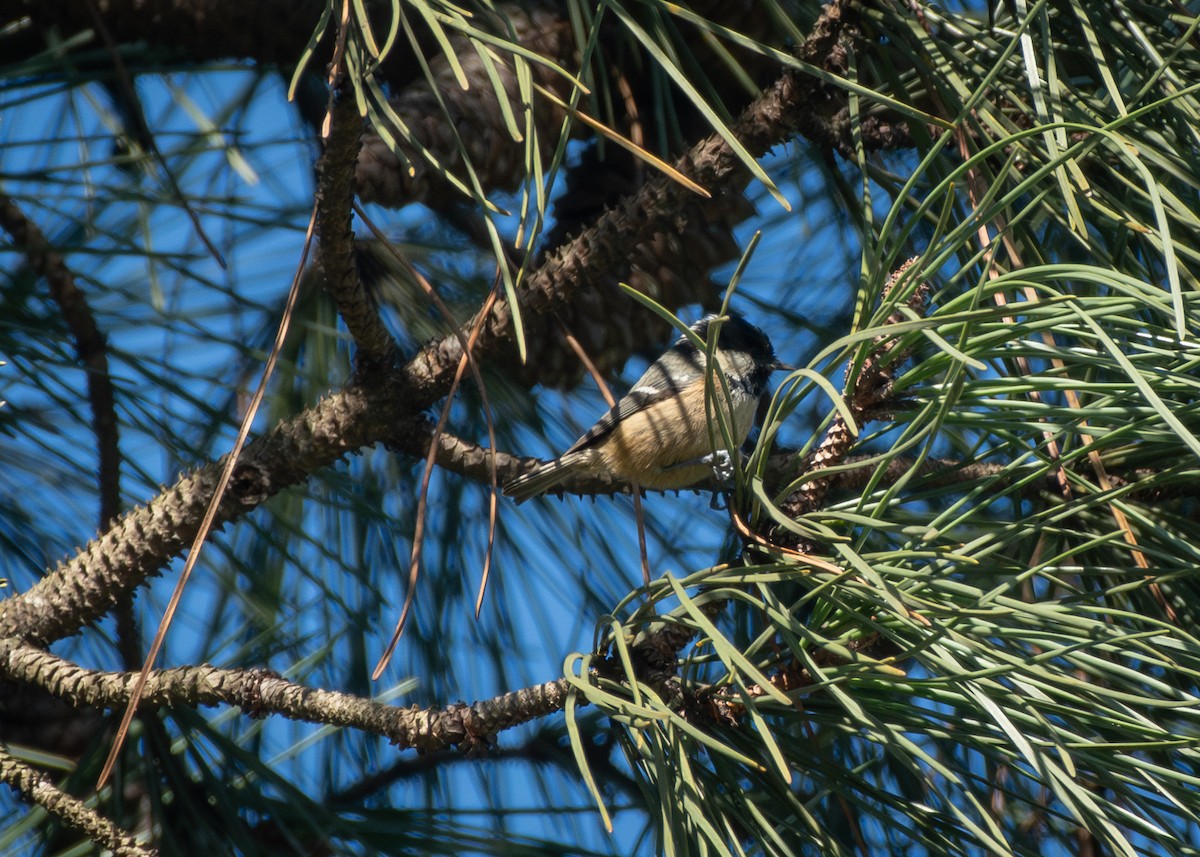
[597,377,759,489]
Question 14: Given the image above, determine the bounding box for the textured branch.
[0,379,386,644]
[353,1,863,390]
[385,417,531,486]
[0,639,570,753]
[781,259,930,522]
[316,89,398,366]
[0,744,153,857]
[402,0,858,398]
[357,3,861,398]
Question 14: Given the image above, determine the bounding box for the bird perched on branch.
[504,313,786,502]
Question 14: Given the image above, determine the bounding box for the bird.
[503,313,786,502]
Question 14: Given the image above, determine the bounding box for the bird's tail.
[503,454,588,503]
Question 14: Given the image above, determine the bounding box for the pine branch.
[0,638,569,753]
[0,744,152,857]
[780,258,930,525]
[0,380,384,644]
[316,85,398,367]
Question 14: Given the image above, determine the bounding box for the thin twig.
[315,79,398,366]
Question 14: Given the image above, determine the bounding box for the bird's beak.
[772,360,796,372]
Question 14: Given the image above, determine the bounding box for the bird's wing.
[563,354,704,454]
[562,388,662,454]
